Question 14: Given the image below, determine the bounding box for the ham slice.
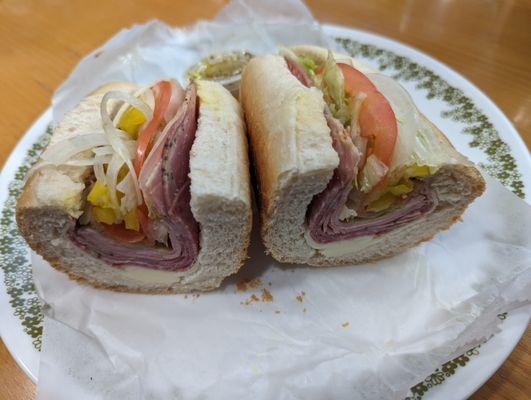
[284,57,312,87]
[283,61,438,244]
[73,84,200,270]
[307,111,437,244]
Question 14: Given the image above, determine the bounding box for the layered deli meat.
[282,49,440,243]
[40,80,200,270]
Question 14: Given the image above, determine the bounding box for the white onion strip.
[102,91,153,122]
[116,172,137,213]
[100,91,152,206]
[105,153,125,209]
[93,155,107,185]
[112,85,155,126]
[40,133,109,164]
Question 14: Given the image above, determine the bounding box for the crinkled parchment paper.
[33,1,530,399]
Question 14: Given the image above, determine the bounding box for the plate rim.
[0,108,52,384]
[0,23,528,398]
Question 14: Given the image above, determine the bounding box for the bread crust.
[16,80,252,293]
[240,46,485,266]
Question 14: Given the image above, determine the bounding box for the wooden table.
[0,1,529,399]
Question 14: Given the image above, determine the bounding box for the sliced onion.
[360,154,389,193]
[92,145,115,156]
[40,133,108,164]
[101,92,145,205]
[63,157,111,166]
[366,73,418,171]
[93,155,107,185]
[92,142,136,159]
[102,91,153,123]
[105,153,125,209]
[112,85,155,126]
[116,171,137,213]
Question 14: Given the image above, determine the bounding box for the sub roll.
[240,45,485,266]
[17,79,251,292]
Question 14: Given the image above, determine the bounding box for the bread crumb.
[341,322,350,328]
[243,294,260,305]
[184,294,188,299]
[261,288,273,302]
[303,308,307,313]
[236,280,248,292]
[275,310,281,314]
[236,278,262,292]
[248,278,261,289]
[296,291,306,303]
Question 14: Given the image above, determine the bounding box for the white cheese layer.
[304,230,377,257]
[119,266,182,284]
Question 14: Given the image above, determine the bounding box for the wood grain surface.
[0,1,529,399]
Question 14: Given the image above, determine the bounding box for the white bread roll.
[16,80,252,293]
[240,46,485,266]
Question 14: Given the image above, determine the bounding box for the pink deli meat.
[283,58,438,244]
[73,84,200,270]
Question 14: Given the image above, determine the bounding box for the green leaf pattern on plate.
[1,127,52,351]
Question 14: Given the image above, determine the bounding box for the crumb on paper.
[261,288,273,302]
[248,278,261,289]
[341,322,350,328]
[236,280,248,292]
[268,282,272,286]
[241,294,260,305]
[275,310,281,314]
[303,308,307,313]
[236,278,262,292]
[296,291,306,303]
[184,294,188,299]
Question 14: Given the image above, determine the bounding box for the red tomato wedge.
[104,223,145,243]
[133,81,172,175]
[337,63,397,167]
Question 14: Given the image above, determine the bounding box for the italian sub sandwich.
[240,45,485,266]
[16,79,251,293]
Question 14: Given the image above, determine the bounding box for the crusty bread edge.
[16,80,252,293]
[244,46,485,266]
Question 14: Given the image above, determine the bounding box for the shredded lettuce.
[364,163,431,212]
[321,51,351,125]
[299,56,317,72]
[359,154,389,193]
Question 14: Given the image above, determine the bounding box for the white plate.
[0,24,529,399]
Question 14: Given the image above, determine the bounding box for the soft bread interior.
[16,80,251,293]
[240,49,485,266]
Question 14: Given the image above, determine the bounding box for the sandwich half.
[240,45,485,266]
[17,79,251,293]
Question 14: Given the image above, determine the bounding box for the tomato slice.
[103,223,145,243]
[337,63,397,167]
[133,81,172,175]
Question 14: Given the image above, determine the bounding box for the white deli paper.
[32,1,531,399]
